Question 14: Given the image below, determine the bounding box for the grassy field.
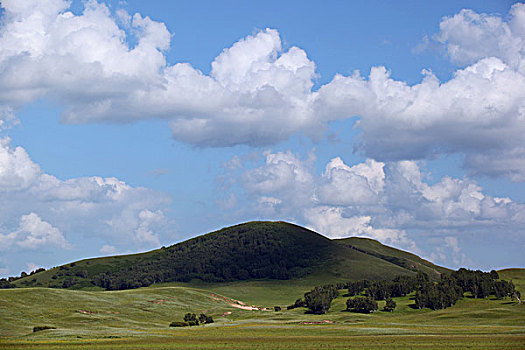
[1,269,524,349]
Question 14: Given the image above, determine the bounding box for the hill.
[335,237,450,279]
[12,221,448,290]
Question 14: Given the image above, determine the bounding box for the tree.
[494,280,509,299]
[383,297,396,312]
[346,296,378,313]
[489,270,499,280]
[304,285,338,314]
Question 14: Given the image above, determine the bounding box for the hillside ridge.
[11,221,447,290]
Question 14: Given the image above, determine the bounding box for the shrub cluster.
[169,313,214,327]
[414,269,518,310]
[33,326,56,332]
[415,278,463,310]
[304,284,339,314]
[451,269,515,299]
[291,269,520,314]
[286,298,306,310]
[383,297,396,312]
[0,267,46,289]
[346,296,378,313]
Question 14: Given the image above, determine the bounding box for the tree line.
[288,269,520,315]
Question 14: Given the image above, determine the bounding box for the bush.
[383,297,396,312]
[33,326,56,332]
[169,322,188,327]
[346,296,378,313]
[304,285,338,314]
[198,313,214,324]
[287,298,306,310]
[184,313,198,324]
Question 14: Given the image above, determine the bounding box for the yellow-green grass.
[2,332,525,349]
[500,268,525,292]
[1,269,524,349]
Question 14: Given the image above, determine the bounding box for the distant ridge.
[13,221,449,290]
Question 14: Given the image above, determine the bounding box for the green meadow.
[1,269,524,349]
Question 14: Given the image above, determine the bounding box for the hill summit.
[13,221,448,290]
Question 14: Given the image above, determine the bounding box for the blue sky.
[1,0,524,277]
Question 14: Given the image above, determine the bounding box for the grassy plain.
[1,269,524,349]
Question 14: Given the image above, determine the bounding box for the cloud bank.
[1,1,524,180]
[0,137,173,257]
[224,150,525,266]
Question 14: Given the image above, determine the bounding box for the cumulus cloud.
[316,58,525,181]
[315,4,525,181]
[0,1,524,180]
[0,137,173,253]
[228,150,525,257]
[0,0,319,146]
[0,212,69,250]
[316,158,385,206]
[16,213,70,249]
[241,151,315,214]
[435,5,525,69]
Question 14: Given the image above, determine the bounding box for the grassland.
[1,269,524,349]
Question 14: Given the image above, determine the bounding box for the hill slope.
[13,221,448,290]
[335,237,450,279]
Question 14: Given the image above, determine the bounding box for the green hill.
[335,237,450,279]
[12,221,448,290]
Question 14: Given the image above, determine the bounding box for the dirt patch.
[148,296,178,304]
[77,310,95,314]
[210,293,271,311]
[76,310,119,315]
[299,320,336,325]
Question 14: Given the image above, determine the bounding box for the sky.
[0,0,524,277]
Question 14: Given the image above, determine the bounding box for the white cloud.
[316,157,385,206]
[435,5,525,70]
[0,137,173,251]
[16,213,69,249]
[99,244,117,255]
[0,212,69,250]
[314,4,525,181]
[315,56,525,180]
[241,150,315,213]
[0,1,318,146]
[0,2,524,180]
[0,137,41,190]
[228,150,524,256]
[133,209,164,246]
